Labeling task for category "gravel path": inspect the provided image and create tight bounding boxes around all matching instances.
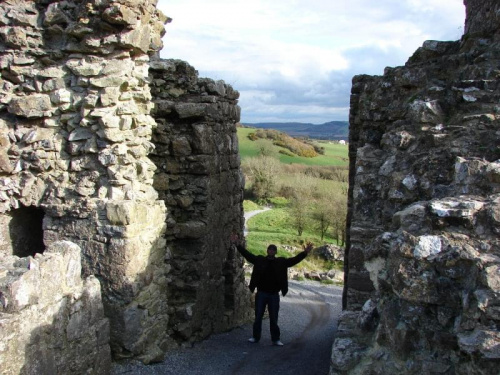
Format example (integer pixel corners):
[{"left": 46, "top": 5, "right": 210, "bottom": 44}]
[{"left": 111, "top": 281, "right": 342, "bottom": 375}]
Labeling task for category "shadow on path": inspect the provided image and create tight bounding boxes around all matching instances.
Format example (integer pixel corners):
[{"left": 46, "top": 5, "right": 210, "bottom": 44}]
[{"left": 112, "top": 281, "right": 342, "bottom": 375}]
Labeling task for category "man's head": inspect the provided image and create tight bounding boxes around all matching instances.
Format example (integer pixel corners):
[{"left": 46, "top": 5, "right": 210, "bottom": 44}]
[{"left": 267, "top": 244, "right": 277, "bottom": 258}]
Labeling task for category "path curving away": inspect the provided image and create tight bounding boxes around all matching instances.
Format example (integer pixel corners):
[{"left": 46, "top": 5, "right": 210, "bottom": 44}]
[
  {"left": 244, "top": 207, "right": 271, "bottom": 236},
  {"left": 111, "top": 281, "right": 342, "bottom": 375}
]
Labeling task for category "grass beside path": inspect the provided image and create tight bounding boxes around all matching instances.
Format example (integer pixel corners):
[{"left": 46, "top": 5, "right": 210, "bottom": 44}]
[
  {"left": 243, "top": 202, "right": 342, "bottom": 273},
  {"left": 243, "top": 200, "right": 262, "bottom": 212}
]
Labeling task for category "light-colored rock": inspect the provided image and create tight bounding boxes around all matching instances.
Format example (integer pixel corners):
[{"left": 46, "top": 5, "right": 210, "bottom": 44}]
[
  {"left": 413, "top": 235, "right": 442, "bottom": 259},
  {"left": 0, "top": 241, "right": 111, "bottom": 375},
  {"left": 8, "top": 94, "right": 52, "bottom": 118}
]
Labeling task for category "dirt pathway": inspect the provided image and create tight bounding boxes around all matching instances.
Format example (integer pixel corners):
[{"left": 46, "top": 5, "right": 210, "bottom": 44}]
[
  {"left": 243, "top": 207, "right": 271, "bottom": 235},
  {"left": 112, "top": 281, "right": 342, "bottom": 375},
  {"left": 229, "top": 281, "right": 341, "bottom": 375}
]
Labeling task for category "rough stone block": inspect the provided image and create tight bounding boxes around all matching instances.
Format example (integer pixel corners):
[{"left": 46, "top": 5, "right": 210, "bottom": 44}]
[
  {"left": 458, "top": 329, "right": 500, "bottom": 359},
  {"left": 176, "top": 220, "right": 207, "bottom": 239},
  {"left": 8, "top": 94, "right": 52, "bottom": 118},
  {"left": 174, "top": 103, "right": 207, "bottom": 118},
  {"left": 106, "top": 200, "right": 165, "bottom": 228}
]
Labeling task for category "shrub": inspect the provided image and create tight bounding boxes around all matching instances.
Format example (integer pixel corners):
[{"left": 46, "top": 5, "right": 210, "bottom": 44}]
[
  {"left": 281, "top": 164, "right": 348, "bottom": 182},
  {"left": 249, "top": 128, "right": 319, "bottom": 158},
  {"left": 277, "top": 185, "right": 296, "bottom": 199},
  {"left": 248, "top": 132, "right": 258, "bottom": 141},
  {"left": 304, "top": 166, "right": 321, "bottom": 178},
  {"left": 242, "top": 156, "right": 282, "bottom": 200},
  {"left": 313, "top": 145, "right": 326, "bottom": 155}
]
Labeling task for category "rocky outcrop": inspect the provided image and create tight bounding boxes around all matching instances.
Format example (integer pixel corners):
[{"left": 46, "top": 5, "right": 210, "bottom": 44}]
[
  {"left": 0, "top": 241, "right": 110, "bottom": 375},
  {"left": 317, "top": 244, "right": 345, "bottom": 262},
  {"left": 0, "top": 0, "right": 250, "bottom": 369},
  {"left": 332, "top": 0, "right": 500, "bottom": 374}
]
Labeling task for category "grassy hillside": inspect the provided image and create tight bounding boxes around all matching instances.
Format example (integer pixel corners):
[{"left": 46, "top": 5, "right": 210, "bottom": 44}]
[
  {"left": 237, "top": 127, "right": 348, "bottom": 167},
  {"left": 238, "top": 126, "right": 348, "bottom": 275}
]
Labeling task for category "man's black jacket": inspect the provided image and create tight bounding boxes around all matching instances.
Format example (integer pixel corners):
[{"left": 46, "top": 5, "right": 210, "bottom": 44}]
[{"left": 235, "top": 245, "right": 307, "bottom": 296}]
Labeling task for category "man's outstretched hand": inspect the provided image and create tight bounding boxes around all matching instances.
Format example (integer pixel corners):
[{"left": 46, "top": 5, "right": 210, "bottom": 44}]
[{"left": 302, "top": 242, "right": 314, "bottom": 254}]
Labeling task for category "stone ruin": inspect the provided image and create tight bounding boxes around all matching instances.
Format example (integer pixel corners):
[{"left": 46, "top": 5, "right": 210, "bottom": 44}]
[
  {"left": 333, "top": 0, "right": 500, "bottom": 374},
  {"left": 0, "top": 0, "right": 250, "bottom": 373},
  {"left": 149, "top": 59, "right": 250, "bottom": 349},
  {"left": 1, "top": 0, "right": 499, "bottom": 374}
]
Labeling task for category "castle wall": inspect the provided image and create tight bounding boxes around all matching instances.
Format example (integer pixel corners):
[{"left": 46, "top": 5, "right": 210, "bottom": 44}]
[
  {"left": 464, "top": 0, "right": 500, "bottom": 35},
  {"left": 0, "top": 0, "right": 250, "bottom": 367},
  {"left": 149, "top": 59, "right": 252, "bottom": 345},
  {"left": 333, "top": 0, "right": 500, "bottom": 373},
  {"left": 0, "top": 0, "right": 168, "bottom": 364}
]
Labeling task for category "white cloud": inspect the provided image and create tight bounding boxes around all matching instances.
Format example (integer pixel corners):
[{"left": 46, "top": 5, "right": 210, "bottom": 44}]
[{"left": 156, "top": 0, "right": 465, "bottom": 123}]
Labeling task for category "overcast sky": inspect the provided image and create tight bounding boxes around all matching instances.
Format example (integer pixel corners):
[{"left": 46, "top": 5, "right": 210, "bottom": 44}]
[{"left": 156, "top": 0, "right": 465, "bottom": 124}]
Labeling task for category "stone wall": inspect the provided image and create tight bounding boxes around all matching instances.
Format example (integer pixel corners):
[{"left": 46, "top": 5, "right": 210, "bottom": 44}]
[
  {"left": 464, "top": 0, "right": 500, "bottom": 35},
  {"left": 0, "top": 241, "right": 110, "bottom": 375},
  {"left": 0, "top": 0, "right": 171, "bottom": 364},
  {"left": 332, "top": 0, "right": 500, "bottom": 373},
  {"left": 0, "top": 0, "right": 250, "bottom": 369},
  {"left": 150, "top": 59, "right": 252, "bottom": 345}
]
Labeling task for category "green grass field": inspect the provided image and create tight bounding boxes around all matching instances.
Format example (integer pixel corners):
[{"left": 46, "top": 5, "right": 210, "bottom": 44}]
[
  {"left": 244, "top": 200, "right": 343, "bottom": 272},
  {"left": 246, "top": 207, "right": 338, "bottom": 254},
  {"left": 237, "top": 127, "right": 348, "bottom": 167},
  {"left": 277, "top": 173, "right": 347, "bottom": 197}
]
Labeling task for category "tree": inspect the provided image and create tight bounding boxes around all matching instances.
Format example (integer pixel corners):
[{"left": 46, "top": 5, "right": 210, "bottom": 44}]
[
  {"left": 242, "top": 155, "right": 281, "bottom": 200},
  {"left": 286, "top": 174, "right": 317, "bottom": 236},
  {"left": 289, "top": 195, "right": 310, "bottom": 236},
  {"left": 331, "top": 196, "right": 347, "bottom": 246},
  {"left": 312, "top": 199, "right": 334, "bottom": 240}
]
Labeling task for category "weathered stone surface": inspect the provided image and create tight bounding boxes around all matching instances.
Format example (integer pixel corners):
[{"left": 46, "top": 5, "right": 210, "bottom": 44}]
[
  {"left": 0, "top": 0, "right": 248, "bottom": 369},
  {"left": 8, "top": 95, "right": 52, "bottom": 118},
  {"left": 0, "top": 0, "right": 174, "bottom": 366},
  {"left": 464, "top": 0, "right": 500, "bottom": 35},
  {"left": 150, "top": 58, "right": 251, "bottom": 346},
  {"left": 102, "top": 4, "right": 138, "bottom": 26},
  {"left": 316, "top": 243, "right": 345, "bottom": 261},
  {"left": 174, "top": 103, "right": 208, "bottom": 118},
  {"left": 0, "top": 241, "right": 111, "bottom": 375},
  {"left": 334, "top": 1, "right": 500, "bottom": 373}
]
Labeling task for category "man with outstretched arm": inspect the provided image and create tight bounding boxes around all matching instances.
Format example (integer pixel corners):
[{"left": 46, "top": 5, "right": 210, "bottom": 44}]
[{"left": 230, "top": 233, "right": 313, "bottom": 346}]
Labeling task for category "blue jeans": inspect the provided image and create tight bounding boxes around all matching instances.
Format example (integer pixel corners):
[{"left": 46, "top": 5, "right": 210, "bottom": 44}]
[{"left": 253, "top": 291, "right": 280, "bottom": 342}]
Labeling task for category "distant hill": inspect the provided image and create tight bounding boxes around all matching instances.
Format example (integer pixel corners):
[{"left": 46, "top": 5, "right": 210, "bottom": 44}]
[{"left": 242, "top": 121, "right": 349, "bottom": 140}]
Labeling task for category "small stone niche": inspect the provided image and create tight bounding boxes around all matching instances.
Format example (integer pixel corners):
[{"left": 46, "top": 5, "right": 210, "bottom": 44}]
[{"left": 0, "top": 206, "right": 46, "bottom": 258}]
